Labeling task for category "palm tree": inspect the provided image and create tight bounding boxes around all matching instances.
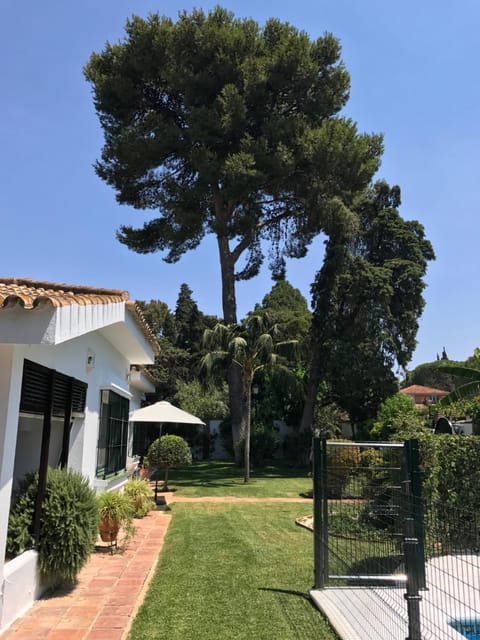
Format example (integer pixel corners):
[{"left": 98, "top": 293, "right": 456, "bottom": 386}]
[{"left": 201, "top": 314, "right": 297, "bottom": 482}]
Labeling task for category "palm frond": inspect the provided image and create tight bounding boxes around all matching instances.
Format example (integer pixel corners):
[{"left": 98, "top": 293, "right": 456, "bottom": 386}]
[
  {"left": 433, "top": 364, "right": 480, "bottom": 381},
  {"left": 438, "top": 381, "right": 480, "bottom": 406}
]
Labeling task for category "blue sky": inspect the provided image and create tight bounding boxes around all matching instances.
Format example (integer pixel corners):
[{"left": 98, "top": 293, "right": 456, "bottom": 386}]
[{"left": 2, "top": 0, "right": 479, "bottom": 369}]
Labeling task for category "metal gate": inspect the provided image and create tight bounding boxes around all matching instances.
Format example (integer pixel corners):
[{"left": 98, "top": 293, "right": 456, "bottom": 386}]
[{"left": 312, "top": 437, "right": 425, "bottom": 639}]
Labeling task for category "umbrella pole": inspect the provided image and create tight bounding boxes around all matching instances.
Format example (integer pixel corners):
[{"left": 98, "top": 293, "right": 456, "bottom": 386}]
[{"left": 154, "top": 423, "right": 163, "bottom": 504}]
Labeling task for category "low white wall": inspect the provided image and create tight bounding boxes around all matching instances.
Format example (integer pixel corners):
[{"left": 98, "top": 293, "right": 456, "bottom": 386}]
[{"left": 1, "top": 550, "right": 47, "bottom": 632}]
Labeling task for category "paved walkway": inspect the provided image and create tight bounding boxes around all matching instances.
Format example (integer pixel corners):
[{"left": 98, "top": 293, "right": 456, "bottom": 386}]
[{"left": 1, "top": 510, "right": 171, "bottom": 640}]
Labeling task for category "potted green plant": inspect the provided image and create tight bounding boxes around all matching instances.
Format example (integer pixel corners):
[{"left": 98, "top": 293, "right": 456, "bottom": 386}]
[
  {"left": 139, "top": 455, "right": 157, "bottom": 480},
  {"left": 124, "top": 478, "right": 154, "bottom": 517},
  {"left": 97, "top": 491, "right": 135, "bottom": 548}
]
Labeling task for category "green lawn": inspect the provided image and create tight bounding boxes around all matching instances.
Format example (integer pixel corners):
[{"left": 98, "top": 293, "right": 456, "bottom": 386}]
[
  {"left": 153, "top": 460, "right": 313, "bottom": 498},
  {"left": 128, "top": 502, "right": 339, "bottom": 640}
]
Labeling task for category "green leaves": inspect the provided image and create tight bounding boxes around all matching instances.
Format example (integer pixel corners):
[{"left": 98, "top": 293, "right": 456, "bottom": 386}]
[
  {"left": 147, "top": 435, "right": 192, "bottom": 469},
  {"left": 7, "top": 469, "right": 98, "bottom": 585},
  {"left": 434, "top": 364, "right": 480, "bottom": 406},
  {"left": 85, "top": 7, "right": 381, "bottom": 285},
  {"left": 307, "top": 181, "right": 435, "bottom": 427}
]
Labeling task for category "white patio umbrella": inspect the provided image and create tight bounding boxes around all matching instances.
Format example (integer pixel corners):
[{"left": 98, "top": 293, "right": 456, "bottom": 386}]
[
  {"left": 129, "top": 401, "right": 205, "bottom": 500},
  {"left": 129, "top": 400, "right": 205, "bottom": 425}
]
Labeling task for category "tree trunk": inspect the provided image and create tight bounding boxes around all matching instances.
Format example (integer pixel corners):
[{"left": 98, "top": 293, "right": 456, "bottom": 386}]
[
  {"left": 217, "top": 233, "right": 245, "bottom": 463},
  {"left": 299, "top": 349, "right": 322, "bottom": 433},
  {"left": 243, "top": 376, "right": 252, "bottom": 483}
]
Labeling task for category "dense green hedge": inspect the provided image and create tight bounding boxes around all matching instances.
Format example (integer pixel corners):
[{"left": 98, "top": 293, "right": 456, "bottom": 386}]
[
  {"left": 7, "top": 468, "right": 98, "bottom": 585},
  {"left": 398, "top": 432, "right": 480, "bottom": 550}
]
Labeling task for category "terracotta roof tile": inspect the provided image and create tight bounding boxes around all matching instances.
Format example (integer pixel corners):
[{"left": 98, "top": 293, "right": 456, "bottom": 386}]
[
  {"left": 400, "top": 385, "right": 449, "bottom": 396},
  {"left": 0, "top": 277, "right": 160, "bottom": 355}
]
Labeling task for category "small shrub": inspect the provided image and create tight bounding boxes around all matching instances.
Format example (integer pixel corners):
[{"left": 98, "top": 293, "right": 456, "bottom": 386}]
[
  {"left": 147, "top": 435, "right": 192, "bottom": 489},
  {"left": 7, "top": 468, "right": 98, "bottom": 585},
  {"left": 124, "top": 479, "right": 154, "bottom": 518}
]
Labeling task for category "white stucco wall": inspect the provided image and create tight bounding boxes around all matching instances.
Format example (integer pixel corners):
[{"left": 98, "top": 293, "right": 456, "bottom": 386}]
[
  {"left": 11, "top": 331, "right": 143, "bottom": 485},
  {"left": 0, "top": 345, "right": 24, "bottom": 591}
]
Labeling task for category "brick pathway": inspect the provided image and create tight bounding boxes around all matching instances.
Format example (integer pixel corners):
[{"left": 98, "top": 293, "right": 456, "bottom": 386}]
[{"left": 1, "top": 510, "right": 171, "bottom": 640}]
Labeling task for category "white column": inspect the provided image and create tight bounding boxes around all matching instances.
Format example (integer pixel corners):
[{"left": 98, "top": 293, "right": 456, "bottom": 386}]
[{"left": 0, "top": 346, "right": 24, "bottom": 594}]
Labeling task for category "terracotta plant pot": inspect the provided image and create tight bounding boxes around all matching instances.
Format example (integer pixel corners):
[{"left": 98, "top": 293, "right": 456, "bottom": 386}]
[{"left": 98, "top": 518, "right": 120, "bottom": 543}]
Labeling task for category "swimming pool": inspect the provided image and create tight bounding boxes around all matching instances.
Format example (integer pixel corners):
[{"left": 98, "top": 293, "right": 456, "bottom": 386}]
[{"left": 449, "top": 618, "right": 480, "bottom": 640}]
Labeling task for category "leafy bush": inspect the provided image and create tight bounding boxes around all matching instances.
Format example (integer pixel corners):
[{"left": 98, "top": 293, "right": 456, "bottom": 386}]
[
  {"left": 250, "top": 422, "right": 280, "bottom": 464},
  {"left": 147, "top": 435, "right": 192, "bottom": 489},
  {"left": 370, "top": 393, "right": 424, "bottom": 440},
  {"left": 327, "top": 441, "right": 361, "bottom": 498},
  {"left": 391, "top": 430, "right": 480, "bottom": 551},
  {"left": 219, "top": 417, "right": 280, "bottom": 464},
  {"left": 7, "top": 468, "right": 98, "bottom": 585},
  {"left": 124, "top": 479, "right": 154, "bottom": 517}
]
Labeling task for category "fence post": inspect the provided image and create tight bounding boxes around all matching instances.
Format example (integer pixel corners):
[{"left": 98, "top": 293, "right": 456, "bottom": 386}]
[
  {"left": 403, "top": 439, "right": 424, "bottom": 640},
  {"left": 405, "top": 439, "right": 426, "bottom": 589},
  {"left": 404, "top": 517, "right": 423, "bottom": 640},
  {"left": 313, "top": 434, "right": 328, "bottom": 589}
]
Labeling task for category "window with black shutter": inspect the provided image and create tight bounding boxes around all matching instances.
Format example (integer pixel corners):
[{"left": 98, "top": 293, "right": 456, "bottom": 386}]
[{"left": 20, "top": 359, "right": 87, "bottom": 417}]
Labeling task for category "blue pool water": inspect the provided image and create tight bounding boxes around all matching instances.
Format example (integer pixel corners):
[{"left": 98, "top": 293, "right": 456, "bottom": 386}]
[{"left": 449, "top": 619, "right": 480, "bottom": 640}]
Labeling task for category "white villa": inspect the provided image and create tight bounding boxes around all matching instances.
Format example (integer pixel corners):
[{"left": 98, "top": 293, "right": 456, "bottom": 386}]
[{"left": 0, "top": 277, "right": 159, "bottom": 631}]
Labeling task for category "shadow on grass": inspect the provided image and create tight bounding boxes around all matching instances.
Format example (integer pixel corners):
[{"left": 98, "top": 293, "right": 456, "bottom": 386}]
[
  {"left": 258, "top": 586, "right": 310, "bottom": 601},
  {"left": 156, "top": 460, "right": 310, "bottom": 489},
  {"left": 259, "top": 587, "right": 329, "bottom": 637}
]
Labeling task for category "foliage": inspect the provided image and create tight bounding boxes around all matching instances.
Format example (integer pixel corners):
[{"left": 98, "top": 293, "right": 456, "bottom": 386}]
[
  {"left": 136, "top": 299, "right": 173, "bottom": 340},
  {"left": 391, "top": 431, "right": 480, "bottom": 550},
  {"left": 252, "top": 367, "right": 305, "bottom": 431},
  {"left": 85, "top": 6, "right": 383, "bottom": 466},
  {"left": 137, "top": 287, "right": 221, "bottom": 402},
  {"left": 173, "top": 380, "right": 229, "bottom": 424},
  {"left": 302, "top": 181, "right": 435, "bottom": 431},
  {"left": 147, "top": 435, "right": 192, "bottom": 489},
  {"left": 174, "top": 283, "right": 205, "bottom": 352},
  {"left": 282, "top": 428, "right": 313, "bottom": 465},
  {"left": 148, "top": 435, "right": 193, "bottom": 469},
  {"left": 202, "top": 313, "right": 297, "bottom": 480},
  {"left": 435, "top": 362, "right": 480, "bottom": 411},
  {"left": 249, "top": 423, "right": 280, "bottom": 464},
  {"left": 124, "top": 479, "right": 154, "bottom": 518},
  {"left": 97, "top": 490, "right": 136, "bottom": 545},
  {"left": 172, "top": 379, "right": 228, "bottom": 457},
  {"left": 219, "top": 419, "right": 280, "bottom": 464},
  {"left": 250, "top": 281, "right": 311, "bottom": 427},
  {"left": 7, "top": 468, "right": 98, "bottom": 585},
  {"left": 403, "top": 360, "right": 463, "bottom": 392},
  {"left": 327, "top": 441, "right": 361, "bottom": 498},
  {"left": 149, "top": 337, "right": 193, "bottom": 401},
  {"left": 255, "top": 280, "right": 311, "bottom": 347},
  {"left": 314, "top": 400, "right": 344, "bottom": 437},
  {"left": 370, "top": 393, "right": 424, "bottom": 440}
]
